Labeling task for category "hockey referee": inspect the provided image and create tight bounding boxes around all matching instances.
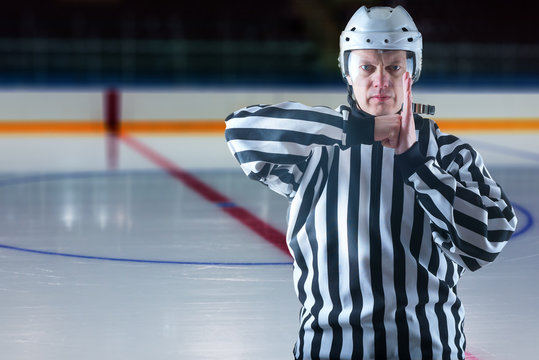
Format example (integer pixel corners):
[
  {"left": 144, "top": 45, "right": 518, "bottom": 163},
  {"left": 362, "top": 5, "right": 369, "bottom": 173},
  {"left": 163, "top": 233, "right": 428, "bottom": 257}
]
[{"left": 225, "top": 5, "right": 517, "bottom": 360}]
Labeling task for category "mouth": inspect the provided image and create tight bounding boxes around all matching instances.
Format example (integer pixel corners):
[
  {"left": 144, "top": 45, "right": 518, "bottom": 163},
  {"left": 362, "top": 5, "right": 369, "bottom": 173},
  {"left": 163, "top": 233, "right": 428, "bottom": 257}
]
[{"left": 370, "top": 95, "right": 391, "bottom": 102}]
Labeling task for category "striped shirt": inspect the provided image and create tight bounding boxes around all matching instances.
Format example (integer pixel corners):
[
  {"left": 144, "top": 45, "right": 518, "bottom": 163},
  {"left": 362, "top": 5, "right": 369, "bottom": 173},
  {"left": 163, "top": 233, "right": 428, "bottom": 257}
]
[{"left": 225, "top": 101, "right": 517, "bottom": 360}]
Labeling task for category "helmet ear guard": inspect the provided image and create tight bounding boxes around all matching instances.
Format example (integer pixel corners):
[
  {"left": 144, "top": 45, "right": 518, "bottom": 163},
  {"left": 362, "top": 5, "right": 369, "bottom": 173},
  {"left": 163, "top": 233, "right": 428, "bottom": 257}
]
[
  {"left": 341, "top": 51, "right": 353, "bottom": 86},
  {"left": 406, "top": 52, "right": 415, "bottom": 79}
]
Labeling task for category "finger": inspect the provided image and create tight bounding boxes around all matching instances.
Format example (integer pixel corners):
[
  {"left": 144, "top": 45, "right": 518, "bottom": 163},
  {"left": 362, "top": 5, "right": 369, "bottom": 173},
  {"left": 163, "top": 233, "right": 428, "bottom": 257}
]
[
  {"left": 402, "top": 72, "right": 412, "bottom": 117},
  {"left": 406, "top": 73, "right": 413, "bottom": 110},
  {"left": 381, "top": 131, "right": 399, "bottom": 148},
  {"left": 391, "top": 133, "right": 399, "bottom": 147},
  {"left": 389, "top": 132, "right": 396, "bottom": 147}
]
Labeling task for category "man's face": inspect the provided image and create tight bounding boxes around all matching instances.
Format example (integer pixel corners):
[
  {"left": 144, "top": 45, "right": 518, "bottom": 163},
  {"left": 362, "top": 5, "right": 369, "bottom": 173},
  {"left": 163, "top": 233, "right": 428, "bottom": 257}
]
[{"left": 346, "top": 49, "right": 407, "bottom": 116}]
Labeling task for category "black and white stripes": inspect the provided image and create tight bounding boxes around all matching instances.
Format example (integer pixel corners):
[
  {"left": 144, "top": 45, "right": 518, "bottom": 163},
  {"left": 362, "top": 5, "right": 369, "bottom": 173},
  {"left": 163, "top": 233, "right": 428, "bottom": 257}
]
[{"left": 225, "top": 101, "right": 517, "bottom": 360}]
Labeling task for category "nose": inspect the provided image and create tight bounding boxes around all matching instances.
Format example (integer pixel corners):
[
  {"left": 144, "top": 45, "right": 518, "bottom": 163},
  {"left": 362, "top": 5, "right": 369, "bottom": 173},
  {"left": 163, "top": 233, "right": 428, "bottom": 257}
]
[{"left": 373, "top": 67, "right": 389, "bottom": 88}]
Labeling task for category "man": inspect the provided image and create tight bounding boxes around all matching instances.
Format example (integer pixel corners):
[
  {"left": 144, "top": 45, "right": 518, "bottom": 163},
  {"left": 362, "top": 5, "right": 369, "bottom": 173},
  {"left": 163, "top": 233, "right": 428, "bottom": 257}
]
[{"left": 225, "top": 5, "right": 517, "bottom": 360}]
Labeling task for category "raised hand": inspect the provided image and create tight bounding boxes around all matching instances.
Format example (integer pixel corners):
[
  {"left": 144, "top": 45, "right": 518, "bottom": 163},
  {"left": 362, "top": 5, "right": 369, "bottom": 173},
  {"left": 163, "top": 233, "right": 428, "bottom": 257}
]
[{"left": 395, "top": 71, "right": 416, "bottom": 155}]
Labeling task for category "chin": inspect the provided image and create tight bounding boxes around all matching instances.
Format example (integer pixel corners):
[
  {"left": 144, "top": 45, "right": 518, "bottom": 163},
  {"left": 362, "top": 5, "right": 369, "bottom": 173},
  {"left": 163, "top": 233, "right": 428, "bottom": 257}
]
[
  {"left": 366, "top": 107, "right": 392, "bottom": 116},
  {"left": 358, "top": 101, "right": 398, "bottom": 116},
  {"left": 369, "top": 104, "right": 399, "bottom": 116}
]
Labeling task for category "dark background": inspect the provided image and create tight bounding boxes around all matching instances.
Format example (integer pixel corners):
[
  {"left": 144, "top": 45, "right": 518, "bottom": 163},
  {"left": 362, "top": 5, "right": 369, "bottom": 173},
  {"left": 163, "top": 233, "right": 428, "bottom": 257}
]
[{"left": 1, "top": 0, "right": 537, "bottom": 88}]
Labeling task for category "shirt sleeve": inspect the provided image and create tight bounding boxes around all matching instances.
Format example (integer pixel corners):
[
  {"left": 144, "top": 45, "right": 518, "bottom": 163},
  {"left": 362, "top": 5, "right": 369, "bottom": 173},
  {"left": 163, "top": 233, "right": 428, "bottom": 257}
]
[
  {"left": 225, "top": 101, "right": 374, "bottom": 198},
  {"left": 395, "top": 121, "right": 518, "bottom": 272}
]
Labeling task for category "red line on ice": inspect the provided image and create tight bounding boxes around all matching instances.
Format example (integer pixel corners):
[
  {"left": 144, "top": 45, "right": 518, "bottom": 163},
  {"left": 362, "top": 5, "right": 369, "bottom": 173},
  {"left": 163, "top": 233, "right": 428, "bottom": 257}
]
[{"left": 121, "top": 134, "right": 291, "bottom": 258}]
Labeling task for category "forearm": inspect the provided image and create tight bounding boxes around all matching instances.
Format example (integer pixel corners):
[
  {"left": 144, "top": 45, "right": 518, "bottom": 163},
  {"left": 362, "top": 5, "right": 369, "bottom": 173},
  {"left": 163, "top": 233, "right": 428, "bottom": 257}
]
[
  {"left": 226, "top": 101, "right": 378, "bottom": 148},
  {"left": 226, "top": 102, "right": 343, "bottom": 161},
  {"left": 396, "top": 142, "right": 517, "bottom": 271},
  {"left": 225, "top": 101, "right": 376, "bottom": 196},
  {"left": 225, "top": 102, "right": 374, "bottom": 165}
]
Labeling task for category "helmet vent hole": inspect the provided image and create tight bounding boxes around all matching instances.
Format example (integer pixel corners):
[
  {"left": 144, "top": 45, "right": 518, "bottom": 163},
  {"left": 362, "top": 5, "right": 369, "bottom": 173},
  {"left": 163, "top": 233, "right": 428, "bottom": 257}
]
[
  {"left": 402, "top": 27, "right": 408, "bottom": 32},
  {"left": 345, "top": 37, "right": 350, "bottom": 41},
  {"left": 384, "top": 39, "right": 389, "bottom": 43},
  {"left": 407, "top": 37, "right": 413, "bottom": 42},
  {"left": 351, "top": 27, "right": 356, "bottom": 31},
  {"left": 366, "top": 39, "right": 371, "bottom": 43}
]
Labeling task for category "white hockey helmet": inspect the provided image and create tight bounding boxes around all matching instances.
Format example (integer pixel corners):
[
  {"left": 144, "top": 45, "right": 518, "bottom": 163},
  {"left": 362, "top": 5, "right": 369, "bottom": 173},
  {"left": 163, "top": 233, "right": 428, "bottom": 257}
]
[{"left": 339, "top": 5, "right": 423, "bottom": 83}]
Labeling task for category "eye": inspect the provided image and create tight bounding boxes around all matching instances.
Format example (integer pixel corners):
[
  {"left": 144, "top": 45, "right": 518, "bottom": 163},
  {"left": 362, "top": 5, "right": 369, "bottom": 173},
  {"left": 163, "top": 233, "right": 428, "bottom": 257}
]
[
  {"left": 387, "top": 65, "right": 402, "bottom": 72},
  {"left": 360, "top": 65, "right": 374, "bottom": 71}
]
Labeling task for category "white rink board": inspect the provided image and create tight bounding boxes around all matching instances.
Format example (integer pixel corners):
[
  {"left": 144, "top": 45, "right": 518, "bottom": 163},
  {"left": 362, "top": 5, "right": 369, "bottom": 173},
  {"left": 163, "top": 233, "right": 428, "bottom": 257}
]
[{"left": 0, "top": 88, "right": 537, "bottom": 122}]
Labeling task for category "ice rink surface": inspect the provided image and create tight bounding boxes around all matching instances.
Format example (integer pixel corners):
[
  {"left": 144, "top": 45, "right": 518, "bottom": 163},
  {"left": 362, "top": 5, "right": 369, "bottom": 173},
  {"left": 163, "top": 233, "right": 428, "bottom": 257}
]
[{"left": 0, "top": 130, "right": 537, "bottom": 359}]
